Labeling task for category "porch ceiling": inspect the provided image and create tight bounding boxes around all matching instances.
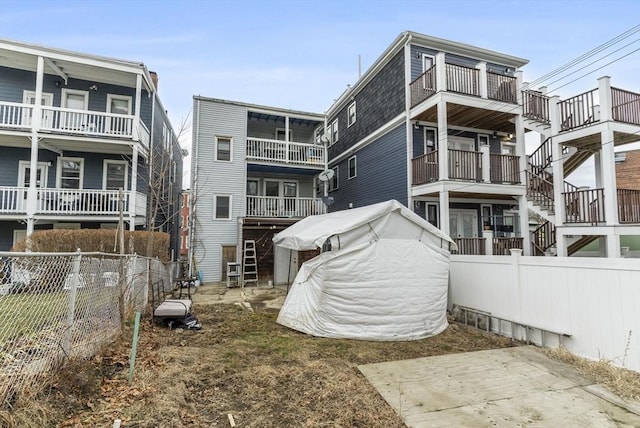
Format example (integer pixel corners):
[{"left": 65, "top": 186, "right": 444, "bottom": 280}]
[
  {"left": 246, "top": 163, "right": 322, "bottom": 175},
  {"left": 413, "top": 103, "right": 516, "bottom": 133},
  {"left": 247, "top": 111, "right": 321, "bottom": 127},
  {"left": 563, "top": 130, "right": 640, "bottom": 151},
  {"left": 39, "top": 135, "right": 135, "bottom": 156},
  {"left": 416, "top": 190, "right": 518, "bottom": 200}
]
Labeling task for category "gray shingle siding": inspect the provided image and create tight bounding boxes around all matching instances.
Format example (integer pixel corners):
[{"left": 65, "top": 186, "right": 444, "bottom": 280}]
[
  {"left": 329, "top": 124, "right": 407, "bottom": 211},
  {"left": 327, "top": 50, "right": 405, "bottom": 159},
  {"left": 412, "top": 127, "right": 504, "bottom": 156},
  {"left": 410, "top": 45, "right": 438, "bottom": 80}
]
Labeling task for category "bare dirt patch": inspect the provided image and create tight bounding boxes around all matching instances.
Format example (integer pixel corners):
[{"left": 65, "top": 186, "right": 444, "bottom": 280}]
[{"left": 2, "top": 286, "right": 518, "bottom": 427}]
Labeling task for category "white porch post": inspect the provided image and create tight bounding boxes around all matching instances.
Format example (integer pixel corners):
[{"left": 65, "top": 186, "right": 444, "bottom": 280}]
[
  {"left": 477, "top": 62, "right": 488, "bottom": 99},
  {"left": 26, "top": 56, "right": 45, "bottom": 237},
  {"left": 435, "top": 52, "right": 446, "bottom": 93},
  {"left": 549, "top": 95, "right": 566, "bottom": 256},
  {"left": 598, "top": 76, "right": 618, "bottom": 228},
  {"left": 482, "top": 229, "right": 493, "bottom": 255},
  {"left": 439, "top": 190, "right": 450, "bottom": 237},
  {"left": 133, "top": 74, "right": 142, "bottom": 141},
  {"left": 517, "top": 195, "right": 531, "bottom": 256},
  {"left": 480, "top": 145, "right": 490, "bottom": 183},
  {"left": 437, "top": 101, "right": 449, "bottom": 180},
  {"left": 285, "top": 116, "right": 290, "bottom": 163},
  {"left": 129, "top": 145, "right": 139, "bottom": 231}
]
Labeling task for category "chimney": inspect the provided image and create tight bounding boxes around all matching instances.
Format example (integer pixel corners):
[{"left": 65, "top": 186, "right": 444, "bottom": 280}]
[{"left": 149, "top": 71, "right": 159, "bottom": 90}]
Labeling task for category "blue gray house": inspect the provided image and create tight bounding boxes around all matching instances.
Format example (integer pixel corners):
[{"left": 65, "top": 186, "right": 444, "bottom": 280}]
[{"left": 0, "top": 38, "right": 183, "bottom": 255}]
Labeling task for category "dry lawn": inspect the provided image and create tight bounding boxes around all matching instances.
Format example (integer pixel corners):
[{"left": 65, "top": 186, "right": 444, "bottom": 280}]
[{"left": 2, "top": 294, "right": 518, "bottom": 427}]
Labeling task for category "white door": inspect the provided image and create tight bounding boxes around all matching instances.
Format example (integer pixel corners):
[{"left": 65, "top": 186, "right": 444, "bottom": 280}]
[
  {"left": 18, "top": 161, "right": 48, "bottom": 211},
  {"left": 61, "top": 89, "right": 89, "bottom": 130},
  {"left": 106, "top": 94, "right": 132, "bottom": 135},
  {"left": 449, "top": 209, "right": 478, "bottom": 238},
  {"left": 22, "top": 91, "right": 53, "bottom": 128}
]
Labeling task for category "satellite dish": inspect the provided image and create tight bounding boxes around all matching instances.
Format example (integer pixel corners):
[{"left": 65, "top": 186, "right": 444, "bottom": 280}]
[
  {"left": 318, "top": 169, "right": 335, "bottom": 182},
  {"left": 322, "top": 196, "right": 335, "bottom": 206},
  {"left": 315, "top": 135, "right": 330, "bottom": 146}
]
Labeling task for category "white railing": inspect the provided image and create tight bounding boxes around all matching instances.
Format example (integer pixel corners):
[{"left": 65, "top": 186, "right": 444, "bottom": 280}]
[
  {"left": 40, "top": 106, "right": 134, "bottom": 138},
  {"left": 0, "top": 186, "right": 28, "bottom": 213},
  {"left": 246, "top": 196, "right": 326, "bottom": 218},
  {"left": 0, "top": 187, "right": 147, "bottom": 216},
  {"left": 0, "top": 101, "right": 32, "bottom": 129},
  {"left": 246, "top": 137, "right": 325, "bottom": 167}
]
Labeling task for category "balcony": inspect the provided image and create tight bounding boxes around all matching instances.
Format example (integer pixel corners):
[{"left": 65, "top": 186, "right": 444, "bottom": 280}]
[
  {"left": 411, "top": 149, "right": 521, "bottom": 185},
  {"left": 0, "top": 187, "right": 147, "bottom": 217},
  {"left": 451, "top": 237, "right": 524, "bottom": 255},
  {"left": 246, "top": 138, "right": 325, "bottom": 168},
  {"left": 0, "top": 101, "right": 149, "bottom": 148},
  {"left": 246, "top": 196, "right": 326, "bottom": 218},
  {"left": 410, "top": 63, "right": 517, "bottom": 108}
]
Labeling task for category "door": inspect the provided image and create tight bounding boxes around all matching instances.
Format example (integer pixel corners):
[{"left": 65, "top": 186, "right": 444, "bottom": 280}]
[
  {"left": 61, "top": 89, "right": 89, "bottom": 130},
  {"left": 221, "top": 245, "right": 236, "bottom": 281},
  {"left": 449, "top": 209, "right": 478, "bottom": 238},
  {"left": 448, "top": 136, "right": 477, "bottom": 180},
  {"left": 282, "top": 181, "right": 297, "bottom": 216},
  {"left": 264, "top": 180, "right": 280, "bottom": 215},
  {"left": 106, "top": 95, "right": 132, "bottom": 135},
  {"left": 18, "top": 161, "right": 48, "bottom": 211},
  {"left": 22, "top": 91, "right": 53, "bottom": 128}
]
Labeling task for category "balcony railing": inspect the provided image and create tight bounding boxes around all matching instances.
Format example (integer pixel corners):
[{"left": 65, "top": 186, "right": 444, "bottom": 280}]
[
  {"left": 522, "top": 90, "right": 550, "bottom": 123},
  {"left": 0, "top": 102, "right": 33, "bottom": 129},
  {"left": 452, "top": 238, "right": 486, "bottom": 255},
  {"left": 490, "top": 154, "right": 520, "bottom": 184},
  {"left": 611, "top": 87, "right": 640, "bottom": 126},
  {"left": 563, "top": 186, "right": 604, "bottom": 224},
  {"left": 410, "top": 64, "right": 516, "bottom": 108},
  {"left": 411, "top": 150, "right": 439, "bottom": 185},
  {"left": 558, "top": 89, "right": 599, "bottom": 132},
  {"left": 246, "top": 138, "right": 325, "bottom": 167},
  {"left": 618, "top": 189, "right": 640, "bottom": 224},
  {"left": 0, "top": 187, "right": 146, "bottom": 216},
  {"left": 492, "top": 237, "right": 523, "bottom": 255},
  {"left": 449, "top": 149, "right": 481, "bottom": 181},
  {"left": 246, "top": 196, "right": 325, "bottom": 218}
]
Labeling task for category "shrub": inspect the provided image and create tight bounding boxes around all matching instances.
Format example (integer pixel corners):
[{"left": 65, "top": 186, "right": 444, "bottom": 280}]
[{"left": 10, "top": 230, "right": 170, "bottom": 262}]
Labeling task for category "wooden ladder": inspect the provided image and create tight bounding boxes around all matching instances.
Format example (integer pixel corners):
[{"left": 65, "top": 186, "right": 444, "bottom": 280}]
[{"left": 242, "top": 240, "right": 258, "bottom": 287}]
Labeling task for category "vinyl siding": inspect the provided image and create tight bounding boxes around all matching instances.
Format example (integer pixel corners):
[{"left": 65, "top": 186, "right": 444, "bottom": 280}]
[
  {"left": 327, "top": 49, "right": 405, "bottom": 158},
  {"left": 192, "top": 98, "right": 247, "bottom": 282},
  {"left": 245, "top": 173, "right": 315, "bottom": 197},
  {"left": 328, "top": 124, "right": 407, "bottom": 211},
  {"left": 410, "top": 45, "right": 438, "bottom": 80}
]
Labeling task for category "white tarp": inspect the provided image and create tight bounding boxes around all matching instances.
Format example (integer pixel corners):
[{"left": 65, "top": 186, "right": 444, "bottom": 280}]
[{"left": 273, "top": 200, "right": 456, "bottom": 341}]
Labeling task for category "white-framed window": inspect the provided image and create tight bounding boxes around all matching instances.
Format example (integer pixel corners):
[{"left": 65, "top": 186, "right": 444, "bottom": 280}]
[
  {"left": 501, "top": 141, "right": 516, "bottom": 155},
  {"left": 22, "top": 90, "right": 54, "bottom": 127},
  {"left": 106, "top": 94, "right": 132, "bottom": 115},
  {"left": 61, "top": 89, "right": 89, "bottom": 130},
  {"left": 481, "top": 204, "right": 493, "bottom": 230},
  {"left": 347, "top": 102, "right": 356, "bottom": 127},
  {"left": 103, "top": 160, "right": 128, "bottom": 190},
  {"left": 422, "top": 54, "right": 436, "bottom": 90},
  {"left": 57, "top": 157, "right": 84, "bottom": 189},
  {"left": 328, "top": 165, "right": 339, "bottom": 191},
  {"left": 422, "top": 54, "right": 435, "bottom": 72},
  {"left": 348, "top": 155, "right": 357, "bottom": 179},
  {"left": 275, "top": 128, "right": 292, "bottom": 141},
  {"left": 215, "top": 136, "right": 232, "bottom": 161},
  {"left": 426, "top": 203, "right": 439, "bottom": 228},
  {"left": 213, "top": 194, "right": 232, "bottom": 220},
  {"left": 61, "top": 89, "right": 89, "bottom": 110},
  {"left": 478, "top": 134, "right": 490, "bottom": 147},
  {"left": 330, "top": 119, "right": 339, "bottom": 145},
  {"left": 424, "top": 127, "right": 437, "bottom": 152}
]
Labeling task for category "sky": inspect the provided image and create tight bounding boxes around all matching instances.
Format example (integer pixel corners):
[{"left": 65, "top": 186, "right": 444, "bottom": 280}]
[{"left": 1, "top": 0, "right": 639, "bottom": 186}]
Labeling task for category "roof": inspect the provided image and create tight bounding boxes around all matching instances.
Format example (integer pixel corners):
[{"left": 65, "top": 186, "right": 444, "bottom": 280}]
[
  {"left": 193, "top": 95, "right": 324, "bottom": 122},
  {"left": 273, "top": 199, "right": 456, "bottom": 251}
]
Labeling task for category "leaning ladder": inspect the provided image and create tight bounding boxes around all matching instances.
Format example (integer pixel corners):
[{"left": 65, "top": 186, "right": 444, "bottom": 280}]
[{"left": 242, "top": 240, "right": 258, "bottom": 287}]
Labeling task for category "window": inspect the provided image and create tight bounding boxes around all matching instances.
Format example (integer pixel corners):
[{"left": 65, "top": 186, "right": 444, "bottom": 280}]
[
  {"left": 330, "top": 119, "right": 339, "bottom": 144},
  {"left": 275, "top": 128, "right": 292, "bottom": 141},
  {"left": 215, "top": 136, "right": 232, "bottom": 161},
  {"left": 106, "top": 94, "right": 132, "bottom": 115},
  {"left": 348, "top": 155, "right": 357, "bottom": 179},
  {"left": 328, "top": 166, "right": 339, "bottom": 191},
  {"left": 61, "top": 89, "right": 89, "bottom": 130},
  {"left": 103, "top": 160, "right": 128, "bottom": 190},
  {"left": 214, "top": 195, "right": 232, "bottom": 220},
  {"left": 478, "top": 134, "right": 490, "bottom": 147},
  {"left": 58, "top": 157, "right": 83, "bottom": 189},
  {"left": 246, "top": 180, "right": 259, "bottom": 196},
  {"left": 347, "top": 102, "right": 356, "bottom": 127},
  {"left": 427, "top": 203, "right": 439, "bottom": 228},
  {"left": 501, "top": 142, "right": 516, "bottom": 155},
  {"left": 425, "top": 127, "right": 437, "bottom": 152}
]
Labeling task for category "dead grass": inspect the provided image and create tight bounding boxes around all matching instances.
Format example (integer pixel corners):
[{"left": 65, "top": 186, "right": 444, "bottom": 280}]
[
  {"left": 2, "top": 303, "right": 517, "bottom": 427},
  {"left": 545, "top": 347, "right": 640, "bottom": 401}
]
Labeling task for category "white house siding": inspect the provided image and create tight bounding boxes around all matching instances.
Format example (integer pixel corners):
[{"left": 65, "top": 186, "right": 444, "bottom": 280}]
[
  {"left": 192, "top": 98, "right": 247, "bottom": 282},
  {"left": 449, "top": 253, "right": 640, "bottom": 372}
]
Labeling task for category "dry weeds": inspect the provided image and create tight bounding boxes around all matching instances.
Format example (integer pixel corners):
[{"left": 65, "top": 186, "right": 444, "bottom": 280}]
[{"left": 2, "top": 303, "right": 517, "bottom": 427}]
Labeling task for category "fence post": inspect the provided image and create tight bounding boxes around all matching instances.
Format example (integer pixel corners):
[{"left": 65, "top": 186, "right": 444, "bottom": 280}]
[
  {"left": 63, "top": 250, "right": 82, "bottom": 357},
  {"left": 510, "top": 249, "right": 523, "bottom": 339}
]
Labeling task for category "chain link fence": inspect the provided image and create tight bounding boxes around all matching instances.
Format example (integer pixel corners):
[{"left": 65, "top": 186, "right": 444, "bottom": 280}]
[{"left": 0, "top": 251, "right": 171, "bottom": 408}]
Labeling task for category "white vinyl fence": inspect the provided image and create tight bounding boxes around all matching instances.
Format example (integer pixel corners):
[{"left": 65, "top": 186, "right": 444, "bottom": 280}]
[
  {"left": 449, "top": 251, "right": 640, "bottom": 372},
  {"left": 0, "top": 252, "right": 171, "bottom": 407}
]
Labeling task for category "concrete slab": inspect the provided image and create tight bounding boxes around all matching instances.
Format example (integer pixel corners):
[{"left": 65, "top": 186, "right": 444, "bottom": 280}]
[{"left": 359, "top": 346, "right": 640, "bottom": 427}]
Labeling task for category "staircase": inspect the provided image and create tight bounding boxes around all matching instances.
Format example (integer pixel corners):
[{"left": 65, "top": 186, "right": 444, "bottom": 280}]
[{"left": 524, "top": 93, "right": 600, "bottom": 256}]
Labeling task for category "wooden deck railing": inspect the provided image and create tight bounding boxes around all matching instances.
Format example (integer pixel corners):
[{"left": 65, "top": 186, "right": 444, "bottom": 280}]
[
  {"left": 528, "top": 137, "right": 552, "bottom": 172},
  {"left": 617, "top": 189, "right": 640, "bottom": 224},
  {"left": 246, "top": 196, "right": 326, "bottom": 218},
  {"left": 526, "top": 170, "right": 555, "bottom": 213},
  {"left": 493, "top": 237, "right": 523, "bottom": 255},
  {"left": 446, "top": 63, "right": 480, "bottom": 96},
  {"left": 490, "top": 154, "right": 520, "bottom": 184},
  {"left": 563, "top": 187, "right": 604, "bottom": 224},
  {"left": 531, "top": 220, "right": 556, "bottom": 256},
  {"left": 487, "top": 72, "right": 517, "bottom": 103},
  {"left": 409, "top": 65, "right": 437, "bottom": 107},
  {"left": 558, "top": 88, "right": 599, "bottom": 131},
  {"left": 452, "top": 238, "right": 485, "bottom": 255},
  {"left": 522, "top": 90, "right": 550, "bottom": 123},
  {"left": 246, "top": 138, "right": 325, "bottom": 167},
  {"left": 411, "top": 151, "right": 439, "bottom": 185},
  {"left": 449, "top": 149, "right": 481, "bottom": 181},
  {"left": 611, "top": 87, "right": 640, "bottom": 126}
]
